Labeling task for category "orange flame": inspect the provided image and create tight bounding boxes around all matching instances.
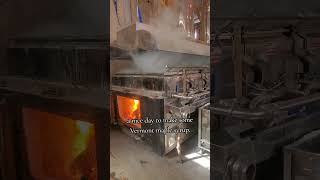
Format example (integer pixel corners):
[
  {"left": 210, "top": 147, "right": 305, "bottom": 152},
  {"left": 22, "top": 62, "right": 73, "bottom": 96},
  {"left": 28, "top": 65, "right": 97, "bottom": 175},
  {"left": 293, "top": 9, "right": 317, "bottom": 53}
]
[
  {"left": 129, "top": 99, "right": 141, "bottom": 120},
  {"left": 73, "top": 120, "right": 93, "bottom": 157},
  {"left": 117, "top": 96, "right": 142, "bottom": 128}
]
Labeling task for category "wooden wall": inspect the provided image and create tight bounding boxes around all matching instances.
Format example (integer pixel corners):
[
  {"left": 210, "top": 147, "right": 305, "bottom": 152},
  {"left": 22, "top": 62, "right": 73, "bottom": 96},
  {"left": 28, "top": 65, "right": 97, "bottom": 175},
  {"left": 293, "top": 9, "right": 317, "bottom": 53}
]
[
  {"left": 110, "top": 0, "right": 176, "bottom": 44},
  {"left": 110, "top": 0, "right": 138, "bottom": 44}
]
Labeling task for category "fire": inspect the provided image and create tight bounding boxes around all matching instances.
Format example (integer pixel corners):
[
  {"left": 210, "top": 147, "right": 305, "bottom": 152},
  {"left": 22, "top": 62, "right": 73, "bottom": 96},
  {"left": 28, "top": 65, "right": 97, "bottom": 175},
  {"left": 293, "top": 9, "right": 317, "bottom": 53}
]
[
  {"left": 130, "top": 99, "right": 141, "bottom": 119},
  {"left": 117, "top": 96, "right": 142, "bottom": 128},
  {"left": 73, "top": 120, "right": 94, "bottom": 158},
  {"left": 22, "top": 108, "right": 97, "bottom": 179},
  {"left": 71, "top": 120, "right": 97, "bottom": 179}
]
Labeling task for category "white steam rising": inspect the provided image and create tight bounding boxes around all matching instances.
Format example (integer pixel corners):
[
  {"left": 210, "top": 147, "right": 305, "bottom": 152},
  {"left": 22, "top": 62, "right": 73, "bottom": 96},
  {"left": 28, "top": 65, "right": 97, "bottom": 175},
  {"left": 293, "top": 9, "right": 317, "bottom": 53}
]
[{"left": 117, "top": 5, "right": 209, "bottom": 74}]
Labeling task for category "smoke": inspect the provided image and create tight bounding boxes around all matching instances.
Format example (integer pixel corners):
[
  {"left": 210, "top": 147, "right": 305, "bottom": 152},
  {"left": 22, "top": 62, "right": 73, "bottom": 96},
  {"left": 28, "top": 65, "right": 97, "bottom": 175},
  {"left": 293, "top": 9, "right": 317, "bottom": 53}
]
[
  {"left": 150, "top": 7, "right": 185, "bottom": 36},
  {"left": 148, "top": 7, "right": 188, "bottom": 49},
  {"left": 118, "top": 51, "right": 209, "bottom": 74},
  {"left": 130, "top": 51, "right": 183, "bottom": 74},
  {"left": 115, "top": 4, "right": 209, "bottom": 75}
]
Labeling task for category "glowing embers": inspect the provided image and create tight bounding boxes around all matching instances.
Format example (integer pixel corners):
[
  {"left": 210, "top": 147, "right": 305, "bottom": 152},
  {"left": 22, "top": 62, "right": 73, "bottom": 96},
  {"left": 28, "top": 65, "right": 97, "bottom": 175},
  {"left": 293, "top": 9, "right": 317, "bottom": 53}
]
[
  {"left": 22, "top": 108, "right": 97, "bottom": 180},
  {"left": 117, "top": 96, "right": 142, "bottom": 128}
]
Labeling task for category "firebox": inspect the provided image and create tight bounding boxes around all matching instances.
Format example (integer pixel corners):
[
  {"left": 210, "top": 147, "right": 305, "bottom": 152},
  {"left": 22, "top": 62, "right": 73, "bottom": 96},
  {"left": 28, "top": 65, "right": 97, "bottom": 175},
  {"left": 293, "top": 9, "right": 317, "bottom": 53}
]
[
  {"left": 0, "top": 93, "right": 108, "bottom": 180},
  {"left": 116, "top": 96, "right": 141, "bottom": 128},
  {"left": 23, "top": 108, "right": 97, "bottom": 179},
  {"left": 111, "top": 51, "right": 210, "bottom": 155}
]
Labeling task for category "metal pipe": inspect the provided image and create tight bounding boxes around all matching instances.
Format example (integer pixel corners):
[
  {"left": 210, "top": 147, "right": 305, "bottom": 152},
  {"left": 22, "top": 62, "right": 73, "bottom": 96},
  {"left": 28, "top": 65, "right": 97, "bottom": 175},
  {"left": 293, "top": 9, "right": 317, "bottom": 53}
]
[
  {"left": 210, "top": 105, "right": 267, "bottom": 120},
  {"left": 272, "top": 93, "right": 320, "bottom": 110},
  {"left": 210, "top": 93, "right": 320, "bottom": 120},
  {"left": 172, "top": 94, "right": 194, "bottom": 99}
]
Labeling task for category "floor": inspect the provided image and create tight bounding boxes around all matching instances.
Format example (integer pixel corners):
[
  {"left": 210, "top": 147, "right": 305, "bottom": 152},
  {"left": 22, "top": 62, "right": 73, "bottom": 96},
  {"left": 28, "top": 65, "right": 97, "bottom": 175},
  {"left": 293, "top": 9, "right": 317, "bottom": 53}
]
[{"left": 110, "top": 127, "right": 210, "bottom": 180}]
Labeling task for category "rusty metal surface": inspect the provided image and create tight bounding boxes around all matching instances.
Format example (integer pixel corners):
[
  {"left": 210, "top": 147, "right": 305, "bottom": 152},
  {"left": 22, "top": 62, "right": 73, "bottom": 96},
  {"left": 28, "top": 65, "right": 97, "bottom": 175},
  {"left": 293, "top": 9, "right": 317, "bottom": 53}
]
[{"left": 211, "top": 8, "right": 320, "bottom": 180}]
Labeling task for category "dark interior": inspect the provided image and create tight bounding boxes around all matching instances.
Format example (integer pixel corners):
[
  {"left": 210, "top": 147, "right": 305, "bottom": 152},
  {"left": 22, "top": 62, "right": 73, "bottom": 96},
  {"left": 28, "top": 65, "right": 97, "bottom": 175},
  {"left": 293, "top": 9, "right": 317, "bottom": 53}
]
[{"left": 0, "top": 0, "right": 109, "bottom": 180}]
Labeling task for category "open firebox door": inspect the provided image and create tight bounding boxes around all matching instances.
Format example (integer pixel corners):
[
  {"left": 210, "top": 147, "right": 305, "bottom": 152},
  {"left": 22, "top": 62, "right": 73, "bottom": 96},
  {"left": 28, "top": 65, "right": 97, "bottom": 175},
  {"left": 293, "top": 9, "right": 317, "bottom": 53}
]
[
  {"left": 117, "top": 96, "right": 141, "bottom": 129},
  {"left": 0, "top": 93, "right": 108, "bottom": 180},
  {"left": 23, "top": 108, "right": 97, "bottom": 180}
]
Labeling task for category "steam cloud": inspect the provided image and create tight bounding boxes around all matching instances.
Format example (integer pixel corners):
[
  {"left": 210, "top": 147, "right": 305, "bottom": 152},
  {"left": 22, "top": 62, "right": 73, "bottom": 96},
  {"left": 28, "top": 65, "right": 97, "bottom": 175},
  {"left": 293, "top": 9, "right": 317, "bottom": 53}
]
[{"left": 116, "top": 4, "right": 209, "bottom": 75}]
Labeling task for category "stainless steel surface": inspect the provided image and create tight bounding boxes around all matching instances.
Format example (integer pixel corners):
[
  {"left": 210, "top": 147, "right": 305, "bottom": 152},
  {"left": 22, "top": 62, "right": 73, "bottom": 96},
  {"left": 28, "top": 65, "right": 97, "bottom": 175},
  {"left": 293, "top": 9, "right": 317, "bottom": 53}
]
[
  {"left": 112, "top": 63, "right": 210, "bottom": 155},
  {"left": 198, "top": 103, "right": 210, "bottom": 153},
  {"left": 112, "top": 66, "right": 210, "bottom": 99}
]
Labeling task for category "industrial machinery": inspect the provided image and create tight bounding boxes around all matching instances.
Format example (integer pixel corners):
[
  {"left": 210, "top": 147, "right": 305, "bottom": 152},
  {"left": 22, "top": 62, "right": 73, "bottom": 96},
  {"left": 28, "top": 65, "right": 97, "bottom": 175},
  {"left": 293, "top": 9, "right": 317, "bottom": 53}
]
[
  {"left": 111, "top": 19, "right": 210, "bottom": 156},
  {"left": 111, "top": 51, "right": 210, "bottom": 155},
  {"left": 284, "top": 129, "right": 320, "bottom": 180},
  {"left": 211, "top": 1, "right": 320, "bottom": 179}
]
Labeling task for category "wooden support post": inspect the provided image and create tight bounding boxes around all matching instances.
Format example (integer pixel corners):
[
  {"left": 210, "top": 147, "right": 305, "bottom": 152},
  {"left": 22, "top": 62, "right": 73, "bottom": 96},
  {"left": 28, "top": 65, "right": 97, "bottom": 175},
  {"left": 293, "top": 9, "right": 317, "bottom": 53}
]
[
  {"left": 200, "top": 0, "right": 207, "bottom": 42},
  {"left": 130, "top": 0, "right": 138, "bottom": 23}
]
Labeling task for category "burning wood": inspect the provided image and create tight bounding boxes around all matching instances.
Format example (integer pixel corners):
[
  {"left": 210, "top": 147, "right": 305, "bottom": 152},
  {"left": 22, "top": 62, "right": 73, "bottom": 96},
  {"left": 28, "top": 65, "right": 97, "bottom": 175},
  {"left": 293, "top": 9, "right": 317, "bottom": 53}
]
[
  {"left": 117, "top": 96, "right": 141, "bottom": 128},
  {"left": 22, "top": 108, "right": 98, "bottom": 180},
  {"left": 70, "top": 121, "right": 97, "bottom": 180}
]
